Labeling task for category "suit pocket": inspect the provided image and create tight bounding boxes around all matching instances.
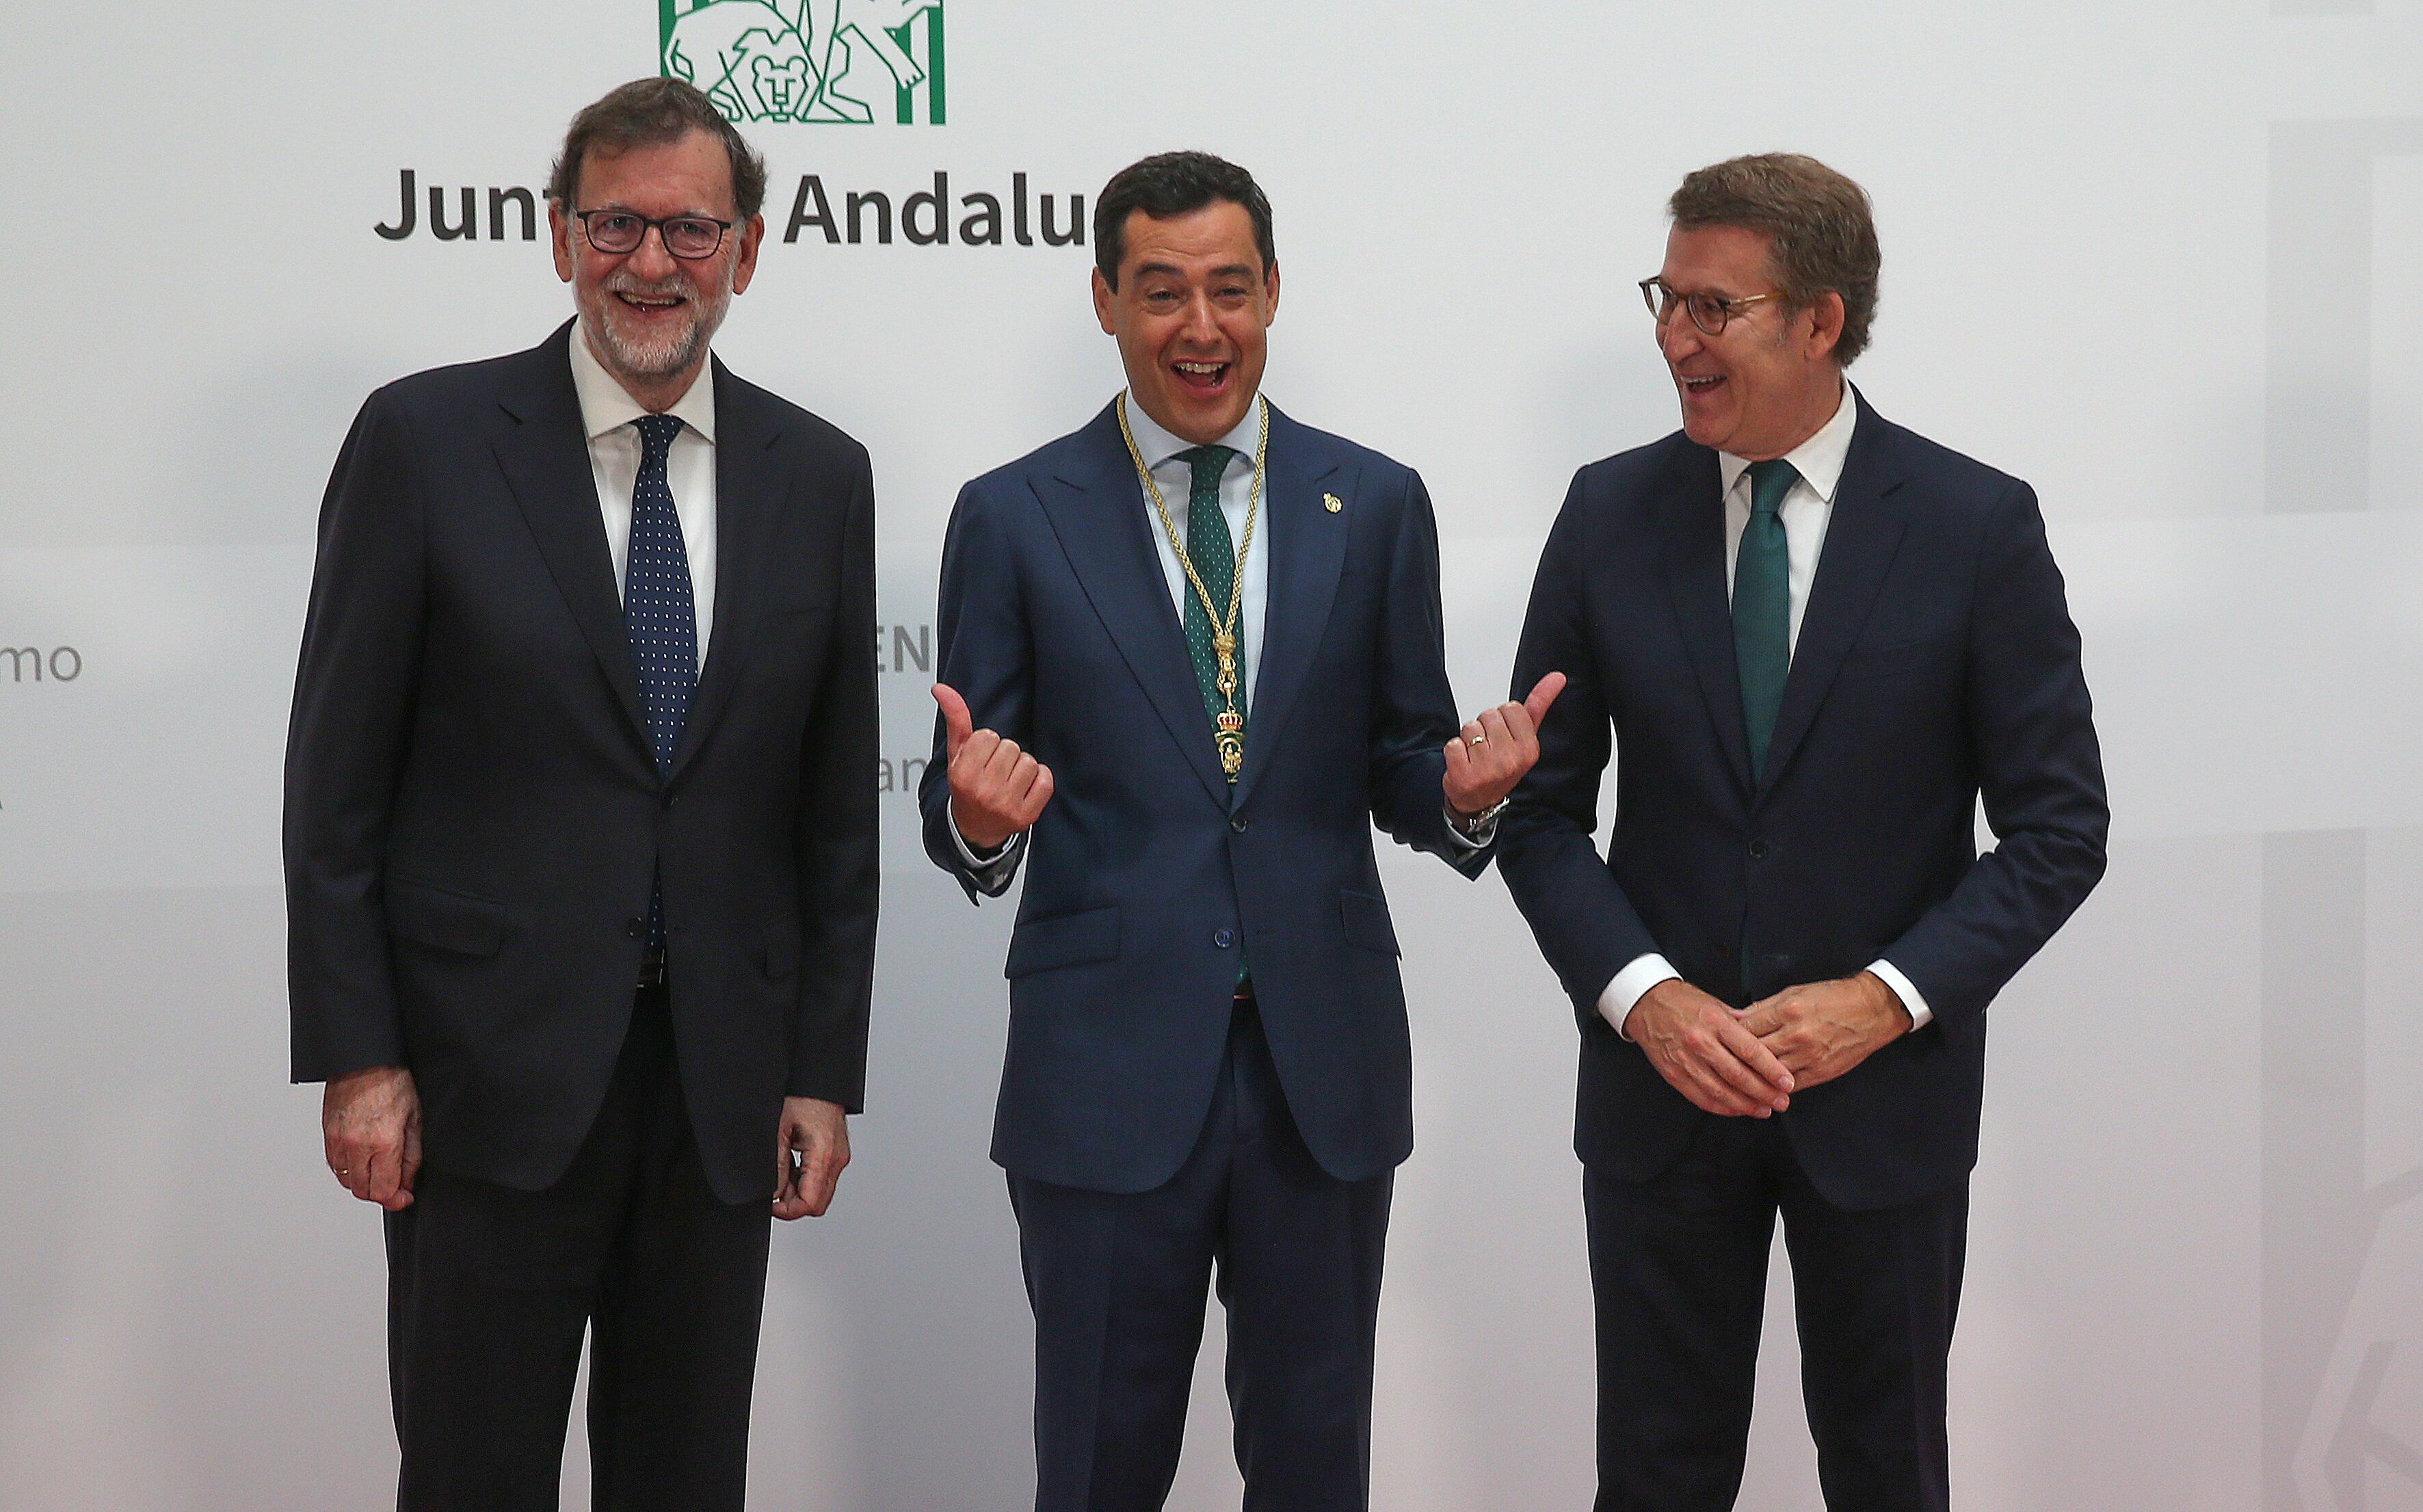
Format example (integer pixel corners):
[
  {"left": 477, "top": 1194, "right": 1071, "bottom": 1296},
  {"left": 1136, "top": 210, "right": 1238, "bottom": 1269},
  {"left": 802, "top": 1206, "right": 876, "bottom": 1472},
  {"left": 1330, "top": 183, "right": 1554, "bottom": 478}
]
[
  {"left": 384, "top": 876, "right": 507, "bottom": 959},
  {"left": 1005, "top": 905, "right": 1121, "bottom": 978},
  {"left": 764, "top": 595, "right": 831, "bottom": 618},
  {"left": 1339, "top": 888, "right": 1401, "bottom": 957}
]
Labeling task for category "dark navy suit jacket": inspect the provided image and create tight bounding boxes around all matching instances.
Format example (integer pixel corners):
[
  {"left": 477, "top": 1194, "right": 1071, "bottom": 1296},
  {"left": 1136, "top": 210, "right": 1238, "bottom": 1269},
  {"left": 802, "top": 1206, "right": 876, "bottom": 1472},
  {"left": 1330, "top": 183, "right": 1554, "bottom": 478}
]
[
  {"left": 1499, "top": 392, "right": 2108, "bottom": 1211},
  {"left": 284, "top": 321, "right": 879, "bottom": 1206},
  {"left": 919, "top": 401, "right": 1487, "bottom": 1195}
]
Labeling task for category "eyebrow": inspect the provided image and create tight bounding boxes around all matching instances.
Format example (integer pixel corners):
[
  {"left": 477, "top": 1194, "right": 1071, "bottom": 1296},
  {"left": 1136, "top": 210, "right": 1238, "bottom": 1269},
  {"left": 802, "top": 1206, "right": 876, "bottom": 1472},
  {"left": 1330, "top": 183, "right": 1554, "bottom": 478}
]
[{"left": 1133, "top": 261, "right": 1262, "bottom": 282}]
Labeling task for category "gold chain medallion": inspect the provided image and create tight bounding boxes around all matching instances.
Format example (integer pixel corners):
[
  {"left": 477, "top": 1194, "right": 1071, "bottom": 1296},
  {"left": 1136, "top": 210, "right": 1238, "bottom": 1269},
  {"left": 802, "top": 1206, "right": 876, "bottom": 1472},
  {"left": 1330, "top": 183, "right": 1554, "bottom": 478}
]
[{"left": 1117, "top": 393, "right": 1268, "bottom": 779}]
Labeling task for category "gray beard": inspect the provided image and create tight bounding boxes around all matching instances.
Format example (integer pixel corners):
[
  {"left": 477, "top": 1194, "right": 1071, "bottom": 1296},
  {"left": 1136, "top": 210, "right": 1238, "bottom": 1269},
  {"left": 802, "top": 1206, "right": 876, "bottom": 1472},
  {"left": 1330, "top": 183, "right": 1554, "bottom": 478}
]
[{"left": 581, "top": 269, "right": 732, "bottom": 382}]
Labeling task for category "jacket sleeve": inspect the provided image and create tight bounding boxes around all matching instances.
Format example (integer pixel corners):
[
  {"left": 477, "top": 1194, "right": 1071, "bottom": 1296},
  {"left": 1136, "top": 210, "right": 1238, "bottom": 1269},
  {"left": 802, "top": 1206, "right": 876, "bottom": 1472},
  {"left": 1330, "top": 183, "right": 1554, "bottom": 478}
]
[
  {"left": 1366, "top": 470, "right": 1488, "bottom": 879},
  {"left": 1496, "top": 473, "right": 1665, "bottom": 1027},
  {"left": 787, "top": 449, "right": 882, "bottom": 1104},
  {"left": 284, "top": 389, "right": 426, "bottom": 1083},
  {"left": 1877, "top": 479, "right": 2109, "bottom": 1027},
  {"left": 919, "top": 479, "right": 1034, "bottom": 901}
]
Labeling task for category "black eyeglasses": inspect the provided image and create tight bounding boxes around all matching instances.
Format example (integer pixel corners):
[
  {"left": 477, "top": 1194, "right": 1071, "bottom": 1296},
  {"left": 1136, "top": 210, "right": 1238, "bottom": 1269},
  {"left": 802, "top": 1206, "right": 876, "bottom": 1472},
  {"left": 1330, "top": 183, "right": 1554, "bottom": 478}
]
[
  {"left": 1639, "top": 277, "right": 1788, "bottom": 336},
  {"left": 574, "top": 210, "right": 732, "bottom": 261}
]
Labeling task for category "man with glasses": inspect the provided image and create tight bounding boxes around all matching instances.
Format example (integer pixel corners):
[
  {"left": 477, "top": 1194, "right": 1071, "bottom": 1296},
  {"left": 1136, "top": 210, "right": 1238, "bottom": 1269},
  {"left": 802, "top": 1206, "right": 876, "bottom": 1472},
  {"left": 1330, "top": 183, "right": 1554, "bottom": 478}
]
[
  {"left": 285, "top": 77, "right": 877, "bottom": 1508},
  {"left": 1498, "top": 154, "right": 2108, "bottom": 1511}
]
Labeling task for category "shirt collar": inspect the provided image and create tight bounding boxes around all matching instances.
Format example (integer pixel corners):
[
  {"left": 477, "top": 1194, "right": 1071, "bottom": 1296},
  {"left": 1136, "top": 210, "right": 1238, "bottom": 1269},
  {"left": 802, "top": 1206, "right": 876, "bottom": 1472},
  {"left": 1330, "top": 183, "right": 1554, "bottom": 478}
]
[
  {"left": 568, "top": 321, "right": 719, "bottom": 446},
  {"left": 1122, "top": 389, "right": 1265, "bottom": 472},
  {"left": 1717, "top": 381, "right": 1857, "bottom": 504}
]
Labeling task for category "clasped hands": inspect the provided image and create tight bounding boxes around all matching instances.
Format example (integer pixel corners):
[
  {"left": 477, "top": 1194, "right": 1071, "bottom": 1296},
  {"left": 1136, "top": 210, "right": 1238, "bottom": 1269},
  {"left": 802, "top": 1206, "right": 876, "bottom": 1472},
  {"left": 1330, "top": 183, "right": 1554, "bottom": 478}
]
[
  {"left": 1628, "top": 970, "right": 1914, "bottom": 1119},
  {"left": 322, "top": 1067, "right": 849, "bottom": 1219}
]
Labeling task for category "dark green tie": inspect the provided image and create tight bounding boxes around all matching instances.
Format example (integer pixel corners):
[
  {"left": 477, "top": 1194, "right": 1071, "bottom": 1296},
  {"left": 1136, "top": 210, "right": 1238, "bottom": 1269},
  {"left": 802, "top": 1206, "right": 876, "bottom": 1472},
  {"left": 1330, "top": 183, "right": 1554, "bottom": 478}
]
[
  {"left": 1173, "top": 445, "right": 1245, "bottom": 745},
  {"left": 1174, "top": 443, "right": 1249, "bottom": 984},
  {"left": 1734, "top": 458, "right": 1797, "bottom": 779}
]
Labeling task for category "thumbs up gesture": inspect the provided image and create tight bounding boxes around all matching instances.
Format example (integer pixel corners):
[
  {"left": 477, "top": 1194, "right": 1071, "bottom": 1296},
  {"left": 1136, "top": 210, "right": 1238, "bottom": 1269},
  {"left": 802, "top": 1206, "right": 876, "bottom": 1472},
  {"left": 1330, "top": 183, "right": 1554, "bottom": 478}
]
[
  {"left": 934, "top": 684, "right": 1055, "bottom": 852},
  {"left": 1443, "top": 671, "right": 1567, "bottom": 820}
]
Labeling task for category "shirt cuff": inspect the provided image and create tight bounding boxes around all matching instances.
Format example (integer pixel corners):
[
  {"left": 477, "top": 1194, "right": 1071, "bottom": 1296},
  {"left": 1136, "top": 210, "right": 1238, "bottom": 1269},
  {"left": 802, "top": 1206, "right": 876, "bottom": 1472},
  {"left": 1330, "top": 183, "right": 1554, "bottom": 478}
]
[
  {"left": 1442, "top": 804, "right": 1497, "bottom": 851},
  {"left": 1598, "top": 953, "right": 1682, "bottom": 1042},
  {"left": 1866, "top": 959, "right": 1933, "bottom": 1030},
  {"left": 950, "top": 820, "right": 1024, "bottom": 896}
]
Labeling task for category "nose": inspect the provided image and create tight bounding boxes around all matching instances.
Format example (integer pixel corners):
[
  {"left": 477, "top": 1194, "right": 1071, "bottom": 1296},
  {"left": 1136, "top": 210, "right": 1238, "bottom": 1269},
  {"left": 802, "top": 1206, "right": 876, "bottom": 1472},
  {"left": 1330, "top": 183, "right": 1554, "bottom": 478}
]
[
  {"left": 1656, "top": 304, "right": 1702, "bottom": 364},
  {"left": 1181, "top": 290, "right": 1220, "bottom": 343},
  {"left": 627, "top": 224, "right": 681, "bottom": 280}
]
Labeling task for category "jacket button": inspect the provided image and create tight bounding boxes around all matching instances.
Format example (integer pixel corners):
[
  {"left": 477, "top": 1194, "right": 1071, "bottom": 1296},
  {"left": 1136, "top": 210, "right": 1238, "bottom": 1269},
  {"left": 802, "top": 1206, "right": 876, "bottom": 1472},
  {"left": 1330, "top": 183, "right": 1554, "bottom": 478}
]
[
  {"left": 661, "top": 791, "right": 677, "bottom": 810},
  {"left": 1749, "top": 839, "right": 1772, "bottom": 860},
  {"left": 1230, "top": 816, "right": 1249, "bottom": 834},
  {"left": 1214, "top": 929, "right": 1236, "bottom": 949},
  {"left": 625, "top": 917, "right": 646, "bottom": 940}
]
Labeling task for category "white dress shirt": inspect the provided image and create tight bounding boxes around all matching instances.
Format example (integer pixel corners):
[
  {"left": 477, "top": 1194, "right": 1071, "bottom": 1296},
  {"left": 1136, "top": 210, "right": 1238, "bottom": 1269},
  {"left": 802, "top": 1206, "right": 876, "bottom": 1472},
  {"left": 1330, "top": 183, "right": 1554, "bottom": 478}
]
[
  {"left": 568, "top": 327, "right": 717, "bottom": 670},
  {"left": 1600, "top": 385, "right": 1935, "bottom": 1037}
]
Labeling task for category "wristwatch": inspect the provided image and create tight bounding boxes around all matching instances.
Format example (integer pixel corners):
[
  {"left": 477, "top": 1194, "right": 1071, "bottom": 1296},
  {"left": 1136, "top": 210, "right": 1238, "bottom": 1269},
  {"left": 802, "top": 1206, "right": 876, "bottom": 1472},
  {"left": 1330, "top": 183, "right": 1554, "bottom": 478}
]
[{"left": 1448, "top": 795, "right": 1509, "bottom": 839}]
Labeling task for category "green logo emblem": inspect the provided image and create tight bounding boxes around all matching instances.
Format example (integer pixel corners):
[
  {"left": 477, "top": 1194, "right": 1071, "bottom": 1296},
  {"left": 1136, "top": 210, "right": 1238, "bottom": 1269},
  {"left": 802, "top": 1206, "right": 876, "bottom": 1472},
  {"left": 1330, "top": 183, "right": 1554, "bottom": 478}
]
[{"left": 659, "top": 1, "right": 945, "bottom": 125}]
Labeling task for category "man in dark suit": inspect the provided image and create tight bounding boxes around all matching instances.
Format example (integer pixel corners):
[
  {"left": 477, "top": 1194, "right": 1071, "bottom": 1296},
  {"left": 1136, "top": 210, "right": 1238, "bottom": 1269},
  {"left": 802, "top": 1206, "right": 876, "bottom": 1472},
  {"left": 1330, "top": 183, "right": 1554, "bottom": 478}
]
[
  {"left": 1498, "top": 154, "right": 2108, "bottom": 1512},
  {"left": 284, "top": 78, "right": 877, "bottom": 1509},
  {"left": 918, "top": 150, "right": 1558, "bottom": 1511}
]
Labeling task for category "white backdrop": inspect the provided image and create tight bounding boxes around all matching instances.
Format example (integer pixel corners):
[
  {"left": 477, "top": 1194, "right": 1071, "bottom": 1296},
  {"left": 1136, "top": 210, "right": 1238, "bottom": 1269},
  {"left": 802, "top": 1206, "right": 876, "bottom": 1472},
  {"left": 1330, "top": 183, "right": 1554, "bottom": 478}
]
[{"left": 4, "top": 2, "right": 2421, "bottom": 1508}]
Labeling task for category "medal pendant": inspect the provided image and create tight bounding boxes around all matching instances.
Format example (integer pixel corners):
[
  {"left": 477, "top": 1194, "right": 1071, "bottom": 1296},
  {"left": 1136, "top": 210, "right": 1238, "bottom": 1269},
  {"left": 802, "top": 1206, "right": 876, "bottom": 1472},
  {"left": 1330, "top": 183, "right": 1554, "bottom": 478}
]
[{"left": 1217, "top": 729, "right": 1245, "bottom": 777}]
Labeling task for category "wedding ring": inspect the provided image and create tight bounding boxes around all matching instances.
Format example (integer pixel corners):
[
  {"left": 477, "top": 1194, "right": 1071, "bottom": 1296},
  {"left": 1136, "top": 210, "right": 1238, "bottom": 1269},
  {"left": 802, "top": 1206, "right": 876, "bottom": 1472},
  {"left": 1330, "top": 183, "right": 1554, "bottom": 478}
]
[{"left": 1468, "top": 734, "right": 1488, "bottom": 746}]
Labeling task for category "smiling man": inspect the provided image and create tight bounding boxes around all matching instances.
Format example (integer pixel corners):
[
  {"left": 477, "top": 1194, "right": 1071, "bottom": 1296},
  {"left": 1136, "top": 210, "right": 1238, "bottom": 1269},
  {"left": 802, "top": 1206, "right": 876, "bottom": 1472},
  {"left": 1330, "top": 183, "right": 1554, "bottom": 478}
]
[
  {"left": 1497, "top": 155, "right": 2108, "bottom": 1510},
  {"left": 285, "top": 78, "right": 877, "bottom": 1509},
  {"left": 920, "top": 150, "right": 1556, "bottom": 1511}
]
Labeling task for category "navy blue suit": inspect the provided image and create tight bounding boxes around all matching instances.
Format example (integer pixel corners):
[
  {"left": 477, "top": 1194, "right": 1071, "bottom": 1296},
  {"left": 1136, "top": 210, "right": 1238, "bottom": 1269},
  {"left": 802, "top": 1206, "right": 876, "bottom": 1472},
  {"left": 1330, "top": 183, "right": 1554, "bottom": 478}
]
[
  {"left": 1499, "top": 392, "right": 2106, "bottom": 1511},
  {"left": 921, "top": 400, "right": 1483, "bottom": 1509}
]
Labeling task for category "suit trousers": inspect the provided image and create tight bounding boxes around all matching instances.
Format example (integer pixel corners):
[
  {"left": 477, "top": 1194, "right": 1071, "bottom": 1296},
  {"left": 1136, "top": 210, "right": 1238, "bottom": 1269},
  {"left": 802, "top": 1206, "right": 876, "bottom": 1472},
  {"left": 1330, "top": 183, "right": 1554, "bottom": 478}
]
[
  {"left": 1585, "top": 1112, "right": 1968, "bottom": 1512},
  {"left": 1008, "top": 996, "right": 1393, "bottom": 1512},
  {"left": 382, "top": 983, "right": 773, "bottom": 1511}
]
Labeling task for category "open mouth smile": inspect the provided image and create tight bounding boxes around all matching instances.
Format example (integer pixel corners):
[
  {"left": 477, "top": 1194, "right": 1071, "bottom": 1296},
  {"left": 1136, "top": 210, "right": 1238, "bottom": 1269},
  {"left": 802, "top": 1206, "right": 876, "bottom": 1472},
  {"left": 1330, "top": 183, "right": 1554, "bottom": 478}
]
[{"left": 1171, "top": 359, "right": 1232, "bottom": 395}]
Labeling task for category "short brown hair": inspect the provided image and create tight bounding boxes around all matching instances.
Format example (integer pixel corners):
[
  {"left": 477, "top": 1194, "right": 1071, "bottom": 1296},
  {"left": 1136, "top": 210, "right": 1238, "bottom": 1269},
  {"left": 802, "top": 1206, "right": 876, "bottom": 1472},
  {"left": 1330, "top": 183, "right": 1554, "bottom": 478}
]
[
  {"left": 546, "top": 78, "right": 769, "bottom": 222},
  {"left": 1669, "top": 154, "right": 1880, "bottom": 365}
]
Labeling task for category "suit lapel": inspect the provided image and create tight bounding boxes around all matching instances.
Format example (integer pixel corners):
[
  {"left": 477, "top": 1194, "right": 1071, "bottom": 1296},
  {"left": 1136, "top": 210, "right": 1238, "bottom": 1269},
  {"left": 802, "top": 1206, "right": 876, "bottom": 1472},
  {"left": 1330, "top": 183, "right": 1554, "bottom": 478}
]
[
  {"left": 1037, "top": 404, "right": 1231, "bottom": 809},
  {"left": 1661, "top": 442, "right": 1756, "bottom": 796},
  {"left": 1232, "top": 407, "right": 1346, "bottom": 810},
  {"left": 667, "top": 358, "right": 778, "bottom": 782},
  {"left": 491, "top": 323, "right": 648, "bottom": 743},
  {"left": 1757, "top": 394, "right": 1909, "bottom": 795}
]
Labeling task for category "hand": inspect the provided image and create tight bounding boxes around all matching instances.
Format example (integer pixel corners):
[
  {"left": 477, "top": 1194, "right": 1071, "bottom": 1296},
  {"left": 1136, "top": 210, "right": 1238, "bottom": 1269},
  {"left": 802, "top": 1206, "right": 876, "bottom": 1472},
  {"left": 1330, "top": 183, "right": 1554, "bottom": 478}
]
[
  {"left": 1739, "top": 971, "right": 1912, "bottom": 1093},
  {"left": 323, "top": 1065, "right": 422, "bottom": 1210},
  {"left": 1444, "top": 672, "right": 1567, "bottom": 819},
  {"left": 1626, "top": 978, "right": 1795, "bottom": 1118},
  {"left": 934, "top": 683, "right": 1053, "bottom": 853},
  {"left": 773, "top": 1097, "right": 851, "bottom": 1220}
]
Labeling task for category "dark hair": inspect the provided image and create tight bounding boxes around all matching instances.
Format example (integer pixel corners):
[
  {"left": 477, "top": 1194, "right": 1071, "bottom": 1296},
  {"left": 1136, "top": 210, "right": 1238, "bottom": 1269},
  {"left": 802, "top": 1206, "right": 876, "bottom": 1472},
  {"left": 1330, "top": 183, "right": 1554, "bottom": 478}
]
[
  {"left": 1669, "top": 153, "right": 1881, "bottom": 365},
  {"left": 1092, "top": 151, "right": 1275, "bottom": 289},
  {"left": 546, "top": 77, "right": 769, "bottom": 222}
]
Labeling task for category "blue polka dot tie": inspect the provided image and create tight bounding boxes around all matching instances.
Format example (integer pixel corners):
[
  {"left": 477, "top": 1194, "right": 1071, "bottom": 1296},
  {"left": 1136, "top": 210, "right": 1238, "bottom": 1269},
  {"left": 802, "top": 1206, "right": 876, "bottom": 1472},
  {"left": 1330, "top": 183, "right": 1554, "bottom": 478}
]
[{"left": 625, "top": 412, "right": 696, "bottom": 953}]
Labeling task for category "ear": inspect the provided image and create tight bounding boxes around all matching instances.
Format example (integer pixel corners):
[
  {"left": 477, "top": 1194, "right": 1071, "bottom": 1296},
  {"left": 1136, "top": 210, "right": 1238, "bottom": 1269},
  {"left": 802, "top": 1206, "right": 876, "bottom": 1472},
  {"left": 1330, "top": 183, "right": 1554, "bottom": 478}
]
[
  {"left": 1262, "top": 258, "right": 1281, "bottom": 326},
  {"left": 730, "top": 213, "right": 765, "bottom": 296},
  {"left": 1804, "top": 290, "right": 1846, "bottom": 361},
  {"left": 1091, "top": 266, "right": 1117, "bottom": 336},
  {"left": 549, "top": 201, "right": 577, "bottom": 284}
]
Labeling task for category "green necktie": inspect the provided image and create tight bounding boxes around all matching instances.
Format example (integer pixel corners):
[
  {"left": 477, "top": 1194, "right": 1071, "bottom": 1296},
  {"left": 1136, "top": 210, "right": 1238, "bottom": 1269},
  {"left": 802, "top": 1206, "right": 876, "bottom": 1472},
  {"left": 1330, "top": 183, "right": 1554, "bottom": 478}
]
[
  {"left": 1734, "top": 458, "right": 1797, "bottom": 779},
  {"left": 1173, "top": 445, "right": 1245, "bottom": 749},
  {"left": 1174, "top": 444, "right": 1250, "bottom": 985}
]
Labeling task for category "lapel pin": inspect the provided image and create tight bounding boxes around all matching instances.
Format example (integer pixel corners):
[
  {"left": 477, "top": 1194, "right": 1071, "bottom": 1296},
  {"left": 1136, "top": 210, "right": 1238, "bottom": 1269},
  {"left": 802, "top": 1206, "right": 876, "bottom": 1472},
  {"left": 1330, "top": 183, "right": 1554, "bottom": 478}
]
[{"left": 1323, "top": 492, "right": 1343, "bottom": 514}]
